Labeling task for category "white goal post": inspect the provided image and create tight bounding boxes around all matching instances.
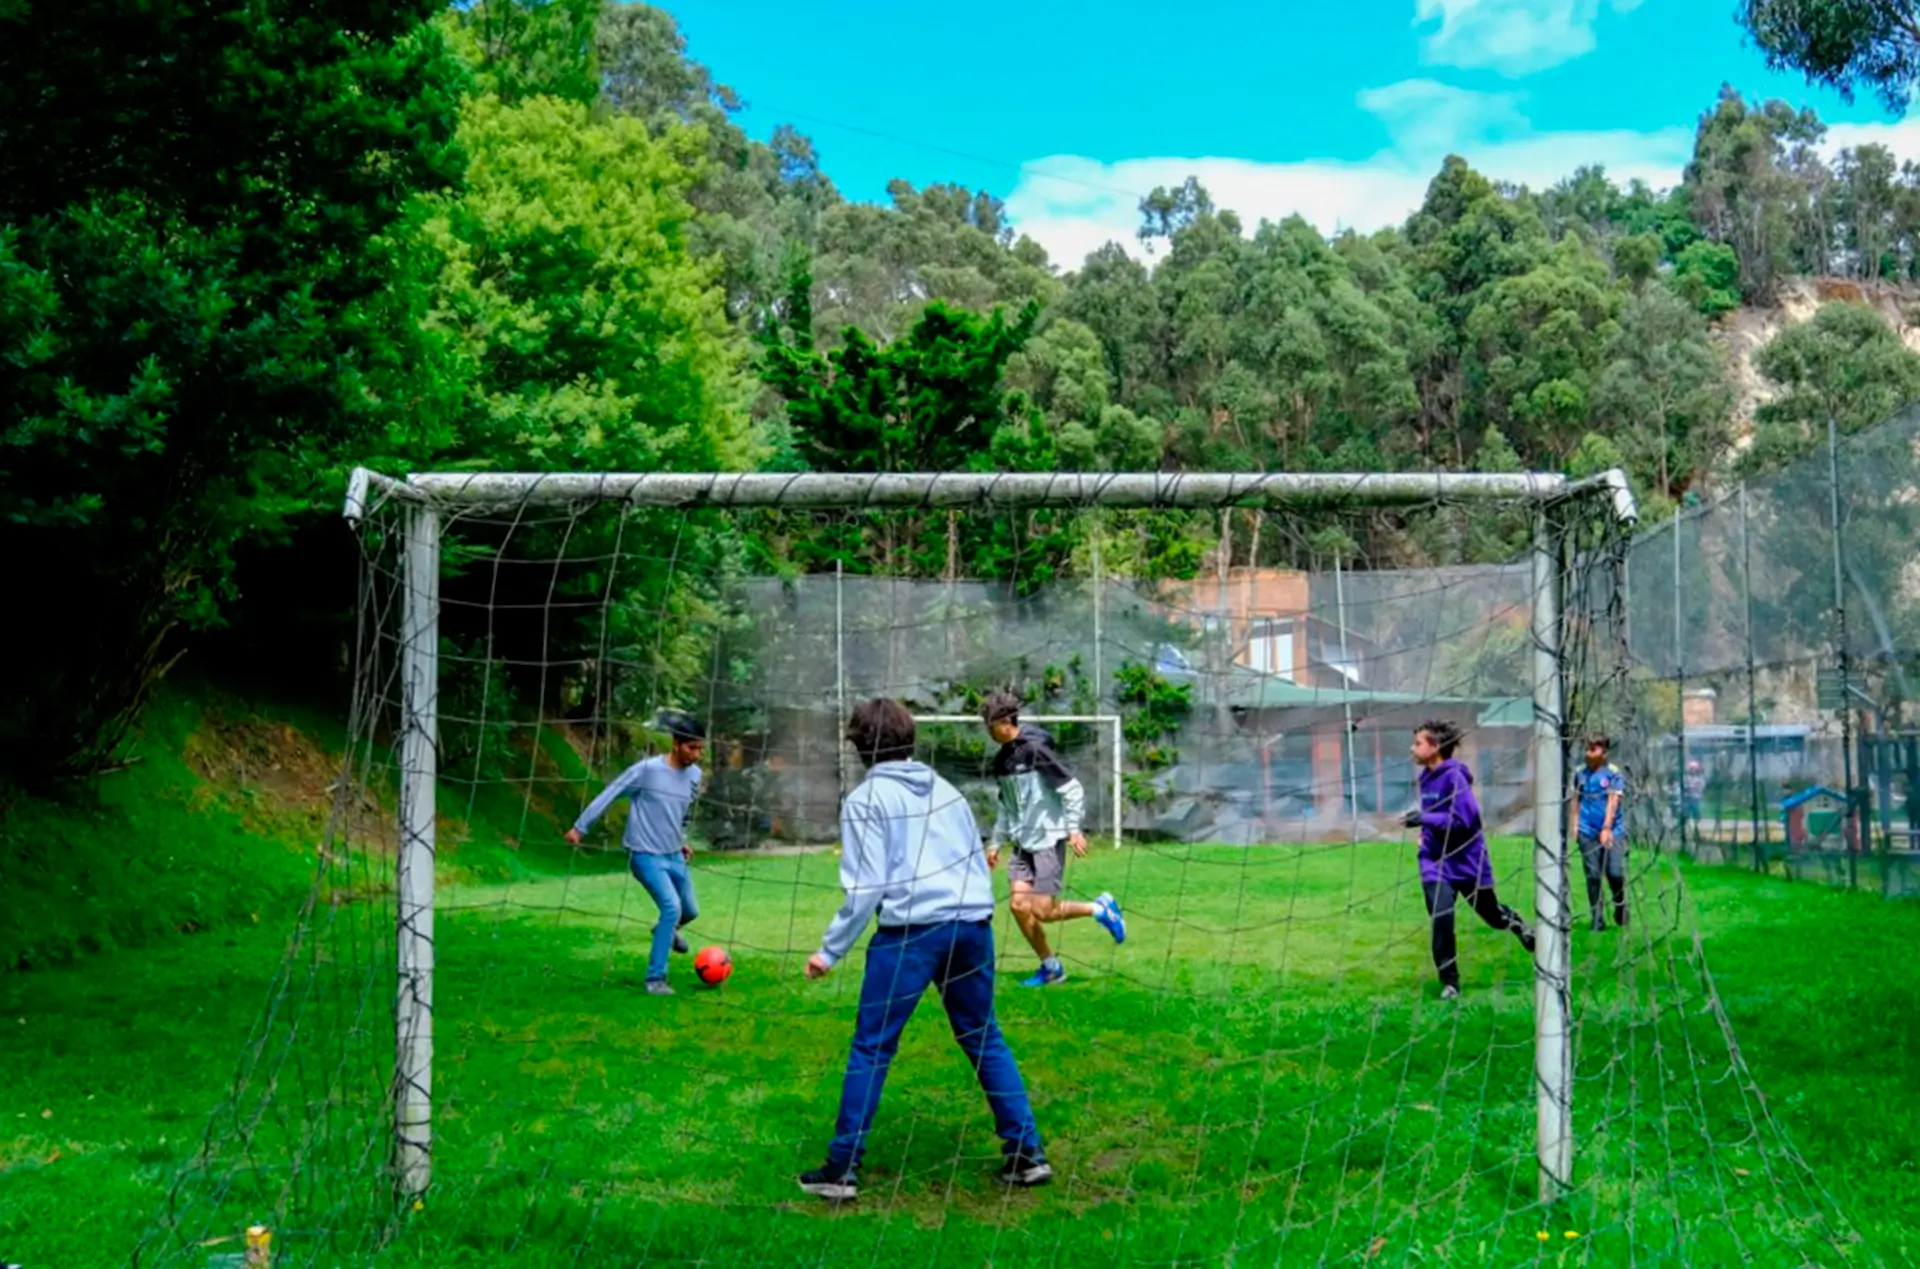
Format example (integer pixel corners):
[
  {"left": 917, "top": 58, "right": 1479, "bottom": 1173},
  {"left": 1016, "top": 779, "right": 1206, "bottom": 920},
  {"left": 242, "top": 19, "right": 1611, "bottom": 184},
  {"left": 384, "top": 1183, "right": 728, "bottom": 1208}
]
[
  {"left": 912, "top": 713, "right": 1125, "bottom": 851},
  {"left": 342, "top": 465, "right": 1638, "bottom": 1208}
]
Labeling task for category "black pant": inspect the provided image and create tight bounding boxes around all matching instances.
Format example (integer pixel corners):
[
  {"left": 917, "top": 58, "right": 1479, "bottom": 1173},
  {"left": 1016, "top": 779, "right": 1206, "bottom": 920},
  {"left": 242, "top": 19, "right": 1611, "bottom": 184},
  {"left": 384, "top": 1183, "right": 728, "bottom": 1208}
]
[
  {"left": 1422, "top": 881, "right": 1529, "bottom": 990},
  {"left": 1582, "top": 844, "right": 1628, "bottom": 925}
]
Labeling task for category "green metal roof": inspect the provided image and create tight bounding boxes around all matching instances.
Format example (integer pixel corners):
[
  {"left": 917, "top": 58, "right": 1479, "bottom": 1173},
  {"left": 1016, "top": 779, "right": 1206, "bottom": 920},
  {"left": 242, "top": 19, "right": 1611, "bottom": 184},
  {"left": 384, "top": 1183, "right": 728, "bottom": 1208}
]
[{"left": 1223, "top": 676, "right": 1530, "bottom": 729}]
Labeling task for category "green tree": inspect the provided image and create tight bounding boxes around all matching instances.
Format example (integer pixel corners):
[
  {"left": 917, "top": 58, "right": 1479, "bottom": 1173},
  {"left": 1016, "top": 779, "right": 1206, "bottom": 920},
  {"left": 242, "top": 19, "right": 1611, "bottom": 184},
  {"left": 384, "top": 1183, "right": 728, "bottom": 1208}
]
[
  {"left": 1463, "top": 238, "right": 1620, "bottom": 463},
  {"left": 595, "top": 0, "right": 740, "bottom": 119},
  {"left": 1837, "top": 143, "right": 1901, "bottom": 279},
  {"left": 1742, "top": 0, "right": 1920, "bottom": 113},
  {"left": 410, "top": 93, "right": 750, "bottom": 476},
  {"left": 1062, "top": 243, "right": 1161, "bottom": 398},
  {"left": 1684, "top": 87, "right": 1826, "bottom": 302},
  {"left": 1744, "top": 300, "right": 1920, "bottom": 473},
  {"left": 807, "top": 180, "right": 1059, "bottom": 345},
  {"left": 445, "top": 0, "right": 599, "bottom": 104},
  {"left": 1671, "top": 241, "right": 1743, "bottom": 314},
  {"left": 0, "top": 0, "right": 465, "bottom": 786},
  {"left": 1613, "top": 230, "right": 1663, "bottom": 288},
  {"left": 761, "top": 298, "right": 1066, "bottom": 580},
  {"left": 1593, "top": 285, "right": 1735, "bottom": 502},
  {"left": 1404, "top": 157, "right": 1552, "bottom": 464},
  {"left": 595, "top": 4, "right": 837, "bottom": 332},
  {"left": 765, "top": 299, "right": 1044, "bottom": 474}
]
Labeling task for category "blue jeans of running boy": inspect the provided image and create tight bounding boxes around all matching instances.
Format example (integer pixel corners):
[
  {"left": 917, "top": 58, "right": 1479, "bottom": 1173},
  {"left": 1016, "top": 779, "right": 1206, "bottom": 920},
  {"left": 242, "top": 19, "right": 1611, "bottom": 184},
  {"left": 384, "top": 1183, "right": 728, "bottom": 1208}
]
[
  {"left": 828, "top": 919, "right": 1042, "bottom": 1169},
  {"left": 629, "top": 851, "right": 698, "bottom": 983}
]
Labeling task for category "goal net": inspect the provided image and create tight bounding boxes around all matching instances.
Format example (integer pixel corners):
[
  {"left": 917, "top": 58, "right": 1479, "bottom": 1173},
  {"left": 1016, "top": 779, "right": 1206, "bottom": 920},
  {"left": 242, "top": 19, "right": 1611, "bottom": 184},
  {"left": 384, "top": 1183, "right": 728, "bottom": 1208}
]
[{"left": 135, "top": 469, "right": 1871, "bottom": 1268}]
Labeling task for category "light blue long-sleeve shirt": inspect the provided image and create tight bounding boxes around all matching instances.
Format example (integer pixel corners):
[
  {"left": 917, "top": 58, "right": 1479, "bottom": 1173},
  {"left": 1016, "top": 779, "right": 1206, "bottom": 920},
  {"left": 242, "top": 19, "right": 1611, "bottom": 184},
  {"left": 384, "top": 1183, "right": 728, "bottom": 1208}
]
[
  {"left": 816, "top": 761, "right": 996, "bottom": 968},
  {"left": 572, "top": 755, "right": 702, "bottom": 855}
]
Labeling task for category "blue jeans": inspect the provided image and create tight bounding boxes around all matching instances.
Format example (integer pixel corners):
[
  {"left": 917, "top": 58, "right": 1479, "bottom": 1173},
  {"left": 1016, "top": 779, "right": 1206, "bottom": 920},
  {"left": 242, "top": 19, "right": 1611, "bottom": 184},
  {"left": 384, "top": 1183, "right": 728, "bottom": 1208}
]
[
  {"left": 827, "top": 919, "right": 1042, "bottom": 1169},
  {"left": 628, "top": 851, "right": 697, "bottom": 983}
]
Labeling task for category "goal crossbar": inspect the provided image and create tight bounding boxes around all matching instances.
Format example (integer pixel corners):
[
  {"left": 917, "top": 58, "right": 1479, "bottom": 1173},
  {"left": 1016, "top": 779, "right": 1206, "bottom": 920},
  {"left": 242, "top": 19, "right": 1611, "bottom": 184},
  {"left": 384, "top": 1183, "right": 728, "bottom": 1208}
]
[{"left": 345, "top": 466, "right": 1639, "bottom": 522}]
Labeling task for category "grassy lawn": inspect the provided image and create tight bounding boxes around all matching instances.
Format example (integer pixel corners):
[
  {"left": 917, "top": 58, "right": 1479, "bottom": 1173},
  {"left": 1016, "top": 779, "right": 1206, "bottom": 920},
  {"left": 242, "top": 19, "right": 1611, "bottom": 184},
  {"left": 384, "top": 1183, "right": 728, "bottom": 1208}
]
[{"left": 6, "top": 837, "right": 1915, "bottom": 1269}]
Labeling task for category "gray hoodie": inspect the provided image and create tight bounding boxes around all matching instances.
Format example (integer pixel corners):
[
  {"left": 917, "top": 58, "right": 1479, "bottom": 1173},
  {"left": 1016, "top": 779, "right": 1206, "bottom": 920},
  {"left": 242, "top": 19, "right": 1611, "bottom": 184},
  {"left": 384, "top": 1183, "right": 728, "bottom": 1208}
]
[{"left": 816, "top": 761, "right": 995, "bottom": 967}]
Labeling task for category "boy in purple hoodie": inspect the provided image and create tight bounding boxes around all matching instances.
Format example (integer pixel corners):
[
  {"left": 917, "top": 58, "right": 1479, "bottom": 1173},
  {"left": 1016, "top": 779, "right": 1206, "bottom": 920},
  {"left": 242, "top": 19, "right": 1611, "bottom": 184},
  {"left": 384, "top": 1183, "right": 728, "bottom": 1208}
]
[{"left": 1400, "top": 719, "right": 1535, "bottom": 999}]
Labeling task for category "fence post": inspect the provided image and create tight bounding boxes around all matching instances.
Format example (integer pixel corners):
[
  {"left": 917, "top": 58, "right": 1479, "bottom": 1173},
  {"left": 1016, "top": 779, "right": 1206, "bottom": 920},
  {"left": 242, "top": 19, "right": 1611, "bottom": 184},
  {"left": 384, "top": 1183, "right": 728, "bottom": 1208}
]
[
  {"left": 1740, "top": 485, "right": 1765, "bottom": 870},
  {"left": 1673, "top": 510, "right": 1688, "bottom": 854},
  {"left": 835, "top": 559, "right": 848, "bottom": 800},
  {"left": 1827, "top": 413, "right": 1859, "bottom": 890}
]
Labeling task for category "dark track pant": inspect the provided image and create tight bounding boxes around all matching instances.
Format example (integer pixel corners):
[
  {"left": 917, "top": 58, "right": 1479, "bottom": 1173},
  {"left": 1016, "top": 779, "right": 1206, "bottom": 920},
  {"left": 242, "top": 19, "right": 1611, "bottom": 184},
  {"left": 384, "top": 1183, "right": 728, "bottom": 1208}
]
[
  {"left": 1422, "top": 881, "right": 1529, "bottom": 990},
  {"left": 1577, "top": 834, "right": 1628, "bottom": 929}
]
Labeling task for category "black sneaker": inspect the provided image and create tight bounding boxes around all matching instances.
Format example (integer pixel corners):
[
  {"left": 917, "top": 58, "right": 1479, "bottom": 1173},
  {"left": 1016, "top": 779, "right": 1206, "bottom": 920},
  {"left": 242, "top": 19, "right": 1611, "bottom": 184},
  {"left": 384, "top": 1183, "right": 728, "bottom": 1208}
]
[
  {"left": 672, "top": 933, "right": 689, "bottom": 954},
  {"left": 1590, "top": 915, "right": 1607, "bottom": 933},
  {"left": 799, "top": 1161, "right": 858, "bottom": 1202},
  {"left": 998, "top": 1151, "right": 1054, "bottom": 1187}
]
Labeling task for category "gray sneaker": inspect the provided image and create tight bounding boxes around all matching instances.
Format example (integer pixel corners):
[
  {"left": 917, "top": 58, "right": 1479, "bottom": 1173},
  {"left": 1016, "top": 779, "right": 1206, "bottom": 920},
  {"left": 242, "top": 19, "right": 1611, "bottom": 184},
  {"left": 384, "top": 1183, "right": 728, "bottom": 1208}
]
[{"left": 645, "top": 980, "right": 674, "bottom": 996}]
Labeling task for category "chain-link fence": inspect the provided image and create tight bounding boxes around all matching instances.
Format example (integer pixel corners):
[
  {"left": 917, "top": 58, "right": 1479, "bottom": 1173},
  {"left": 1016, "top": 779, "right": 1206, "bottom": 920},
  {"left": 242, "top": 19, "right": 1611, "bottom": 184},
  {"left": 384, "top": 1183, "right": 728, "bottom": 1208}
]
[
  {"left": 702, "top": 552, "right": 1569, "bottom": 853},
  {"left": 1626, "top": 405, "right": 1920, "bottom": 897}
]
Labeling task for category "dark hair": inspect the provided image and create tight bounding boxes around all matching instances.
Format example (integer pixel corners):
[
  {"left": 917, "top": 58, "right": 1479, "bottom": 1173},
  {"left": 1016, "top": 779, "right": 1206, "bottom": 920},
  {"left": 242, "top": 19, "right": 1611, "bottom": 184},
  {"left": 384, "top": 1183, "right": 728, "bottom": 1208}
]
[
  {"left": 847, "top": 698, "right": 916, "bottom": 766},
  {"left": 658, "top": 710, "right": 705, "bottom": 743},
  {"left": 1586, "top": 733, "right": 1611, "bottom": 752},
  {"left": 980, "top": 688, "right": 1022, "bottom": 728},
  {"left": 1416, "top": 718, "right": 1464, "bottom": 759}
]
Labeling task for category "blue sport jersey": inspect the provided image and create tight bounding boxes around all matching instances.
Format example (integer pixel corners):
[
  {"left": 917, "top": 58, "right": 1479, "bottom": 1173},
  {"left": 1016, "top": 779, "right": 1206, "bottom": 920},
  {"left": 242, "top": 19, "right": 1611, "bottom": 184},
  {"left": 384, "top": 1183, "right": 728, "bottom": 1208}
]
[{"left": 1574, "top": 764, "right": 1627, "bottom": 841}]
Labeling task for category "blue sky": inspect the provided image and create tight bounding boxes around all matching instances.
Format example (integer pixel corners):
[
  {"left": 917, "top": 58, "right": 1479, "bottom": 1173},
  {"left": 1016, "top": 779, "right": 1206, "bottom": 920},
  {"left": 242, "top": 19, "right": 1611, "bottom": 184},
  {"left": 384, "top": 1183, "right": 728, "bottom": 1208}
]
[{"left": 656, "top": 0, "right": 1920, "bottom": 267}]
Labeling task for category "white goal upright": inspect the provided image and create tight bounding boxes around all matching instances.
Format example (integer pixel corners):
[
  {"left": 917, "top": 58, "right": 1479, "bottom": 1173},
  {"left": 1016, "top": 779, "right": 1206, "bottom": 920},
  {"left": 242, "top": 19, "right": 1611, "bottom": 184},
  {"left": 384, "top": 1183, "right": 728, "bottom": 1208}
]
[{"left": 341, "top": 465, "right": 1639, "bottom": 1209}]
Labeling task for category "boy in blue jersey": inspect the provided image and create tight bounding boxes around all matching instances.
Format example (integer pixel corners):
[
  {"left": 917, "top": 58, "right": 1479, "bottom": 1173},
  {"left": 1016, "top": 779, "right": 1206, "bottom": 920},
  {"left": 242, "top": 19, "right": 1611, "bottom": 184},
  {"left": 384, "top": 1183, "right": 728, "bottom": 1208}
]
[
  {"left": 1401, "top": 719, "right": 1534, "bottom": 999},
  {"left": 799, "top": 698, "right": 1049, "bottom": 1202},
  {"left": 1571, "top": 734, "right": 1628, "bottom": 931},
  {"left": 566, "top": 711, "right": 705, "bottom": 995}
]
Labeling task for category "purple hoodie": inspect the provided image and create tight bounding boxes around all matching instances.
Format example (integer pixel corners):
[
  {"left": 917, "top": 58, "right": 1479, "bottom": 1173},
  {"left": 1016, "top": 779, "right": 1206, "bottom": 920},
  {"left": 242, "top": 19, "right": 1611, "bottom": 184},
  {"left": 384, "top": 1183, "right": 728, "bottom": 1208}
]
[{"left": 1415, "top": 757, "right": 1494, "bottom": 888}]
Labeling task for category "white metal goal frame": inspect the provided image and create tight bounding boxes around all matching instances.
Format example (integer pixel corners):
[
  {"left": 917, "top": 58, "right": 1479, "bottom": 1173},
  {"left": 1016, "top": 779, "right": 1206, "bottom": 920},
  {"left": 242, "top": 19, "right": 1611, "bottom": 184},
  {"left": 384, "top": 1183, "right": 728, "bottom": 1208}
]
[
  {"left": 340, "top": 465, "right": 1639, "bottom": 1209},
  {"left": 912, "top": 713, "right": 1126, "bottom": 851}
]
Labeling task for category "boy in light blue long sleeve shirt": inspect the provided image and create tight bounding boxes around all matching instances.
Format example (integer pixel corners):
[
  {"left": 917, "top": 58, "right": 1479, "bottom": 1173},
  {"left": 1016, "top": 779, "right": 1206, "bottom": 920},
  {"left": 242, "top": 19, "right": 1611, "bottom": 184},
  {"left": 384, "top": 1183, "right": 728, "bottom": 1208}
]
[
  {"left": 798, "top": 698, "right": 1048, "bottom": 1202},
  {"left": 566, "top": 711, "right": 705, "bottom": 995}
]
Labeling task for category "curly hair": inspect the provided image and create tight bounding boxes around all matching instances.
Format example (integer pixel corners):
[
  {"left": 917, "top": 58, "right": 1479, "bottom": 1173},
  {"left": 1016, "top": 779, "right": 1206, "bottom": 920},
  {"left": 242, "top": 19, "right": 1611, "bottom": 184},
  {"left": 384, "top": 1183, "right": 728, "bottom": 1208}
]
[{"left": 1416, "top": 718, "right": 1464, "bottom": 759}]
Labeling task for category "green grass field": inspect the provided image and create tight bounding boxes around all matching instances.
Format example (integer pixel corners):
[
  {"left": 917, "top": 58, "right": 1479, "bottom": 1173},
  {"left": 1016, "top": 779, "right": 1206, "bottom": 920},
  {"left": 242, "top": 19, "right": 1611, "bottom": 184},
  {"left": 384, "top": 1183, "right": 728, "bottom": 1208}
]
[{"left": 6, "top": 832, "right": 1916, "bottom": 1269}]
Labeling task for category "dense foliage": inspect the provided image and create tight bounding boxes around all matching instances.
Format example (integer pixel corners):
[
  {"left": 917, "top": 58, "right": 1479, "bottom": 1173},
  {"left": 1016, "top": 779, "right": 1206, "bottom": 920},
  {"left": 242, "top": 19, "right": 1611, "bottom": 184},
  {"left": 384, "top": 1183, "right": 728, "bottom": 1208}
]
[{"left": 7, "top": 0, "right": 1920, "bottom": 786}]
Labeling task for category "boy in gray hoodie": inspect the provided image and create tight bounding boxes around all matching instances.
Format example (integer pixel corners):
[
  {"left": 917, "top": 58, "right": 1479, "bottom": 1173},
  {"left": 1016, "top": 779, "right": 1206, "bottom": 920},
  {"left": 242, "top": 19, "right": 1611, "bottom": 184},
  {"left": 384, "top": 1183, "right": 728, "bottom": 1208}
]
[{"left": 799, "top": 698, "right": 1050, "bottom": 1201}]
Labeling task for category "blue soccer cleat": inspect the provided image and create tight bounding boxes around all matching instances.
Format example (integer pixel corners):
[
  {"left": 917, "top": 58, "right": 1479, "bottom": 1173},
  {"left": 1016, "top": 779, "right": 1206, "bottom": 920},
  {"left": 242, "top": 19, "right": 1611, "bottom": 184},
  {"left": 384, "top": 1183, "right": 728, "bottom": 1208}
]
[
  {"left": 1093, "top": 892, "right": 1126, "bottom": 944},
  {"left": 1020, "top": 961, "right": 1068, "bottom": 988}
]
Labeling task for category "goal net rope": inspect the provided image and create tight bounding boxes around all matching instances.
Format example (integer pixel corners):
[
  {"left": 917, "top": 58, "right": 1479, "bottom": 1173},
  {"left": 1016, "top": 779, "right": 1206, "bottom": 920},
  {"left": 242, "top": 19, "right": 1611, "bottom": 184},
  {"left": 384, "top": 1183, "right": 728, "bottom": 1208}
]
[{"left": 135, "top": 469, "right": 1872, "bottom": 1269}]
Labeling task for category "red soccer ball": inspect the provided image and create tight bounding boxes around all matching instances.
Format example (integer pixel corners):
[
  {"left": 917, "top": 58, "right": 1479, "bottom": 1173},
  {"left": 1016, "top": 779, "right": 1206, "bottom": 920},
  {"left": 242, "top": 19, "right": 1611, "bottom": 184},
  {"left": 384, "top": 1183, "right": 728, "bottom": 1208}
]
[{"left": 693, "top": 945, "right": 733, "bottom": 987}]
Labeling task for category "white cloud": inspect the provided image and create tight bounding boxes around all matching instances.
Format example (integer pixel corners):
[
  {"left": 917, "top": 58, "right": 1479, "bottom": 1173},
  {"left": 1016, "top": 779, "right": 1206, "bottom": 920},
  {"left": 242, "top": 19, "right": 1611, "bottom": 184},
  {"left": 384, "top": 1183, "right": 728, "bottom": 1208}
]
[
  {"left": 1415, "top": 0, "right": 1644, "bottom": 76},
  {"left": 1003, "top": 80, "right": 1690, "bottom": 270},
  {"left": 1823, "top": 117, "right": 1920, "bottom": 167},
  {"left": 1357, "top": 78, "right": 1528, "bottom": 155}
]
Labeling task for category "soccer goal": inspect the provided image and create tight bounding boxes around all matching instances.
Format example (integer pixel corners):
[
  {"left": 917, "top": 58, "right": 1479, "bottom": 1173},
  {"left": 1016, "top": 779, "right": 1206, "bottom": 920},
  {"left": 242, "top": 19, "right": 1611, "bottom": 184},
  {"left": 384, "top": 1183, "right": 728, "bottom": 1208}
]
[{"left": 136, "top": 467, "right": 1874, "bottom": 1269}]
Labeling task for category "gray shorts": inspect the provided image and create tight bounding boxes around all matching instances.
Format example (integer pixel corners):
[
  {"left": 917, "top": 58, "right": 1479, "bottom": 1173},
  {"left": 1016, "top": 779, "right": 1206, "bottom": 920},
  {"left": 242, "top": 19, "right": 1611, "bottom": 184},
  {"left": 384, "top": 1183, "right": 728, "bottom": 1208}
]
[
  {"left": 1578, "top": 833, "right": 1627, "bottom": 882},
  {"left": 1006, "top": 843, "right": 1066, "bottom": 896}
]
